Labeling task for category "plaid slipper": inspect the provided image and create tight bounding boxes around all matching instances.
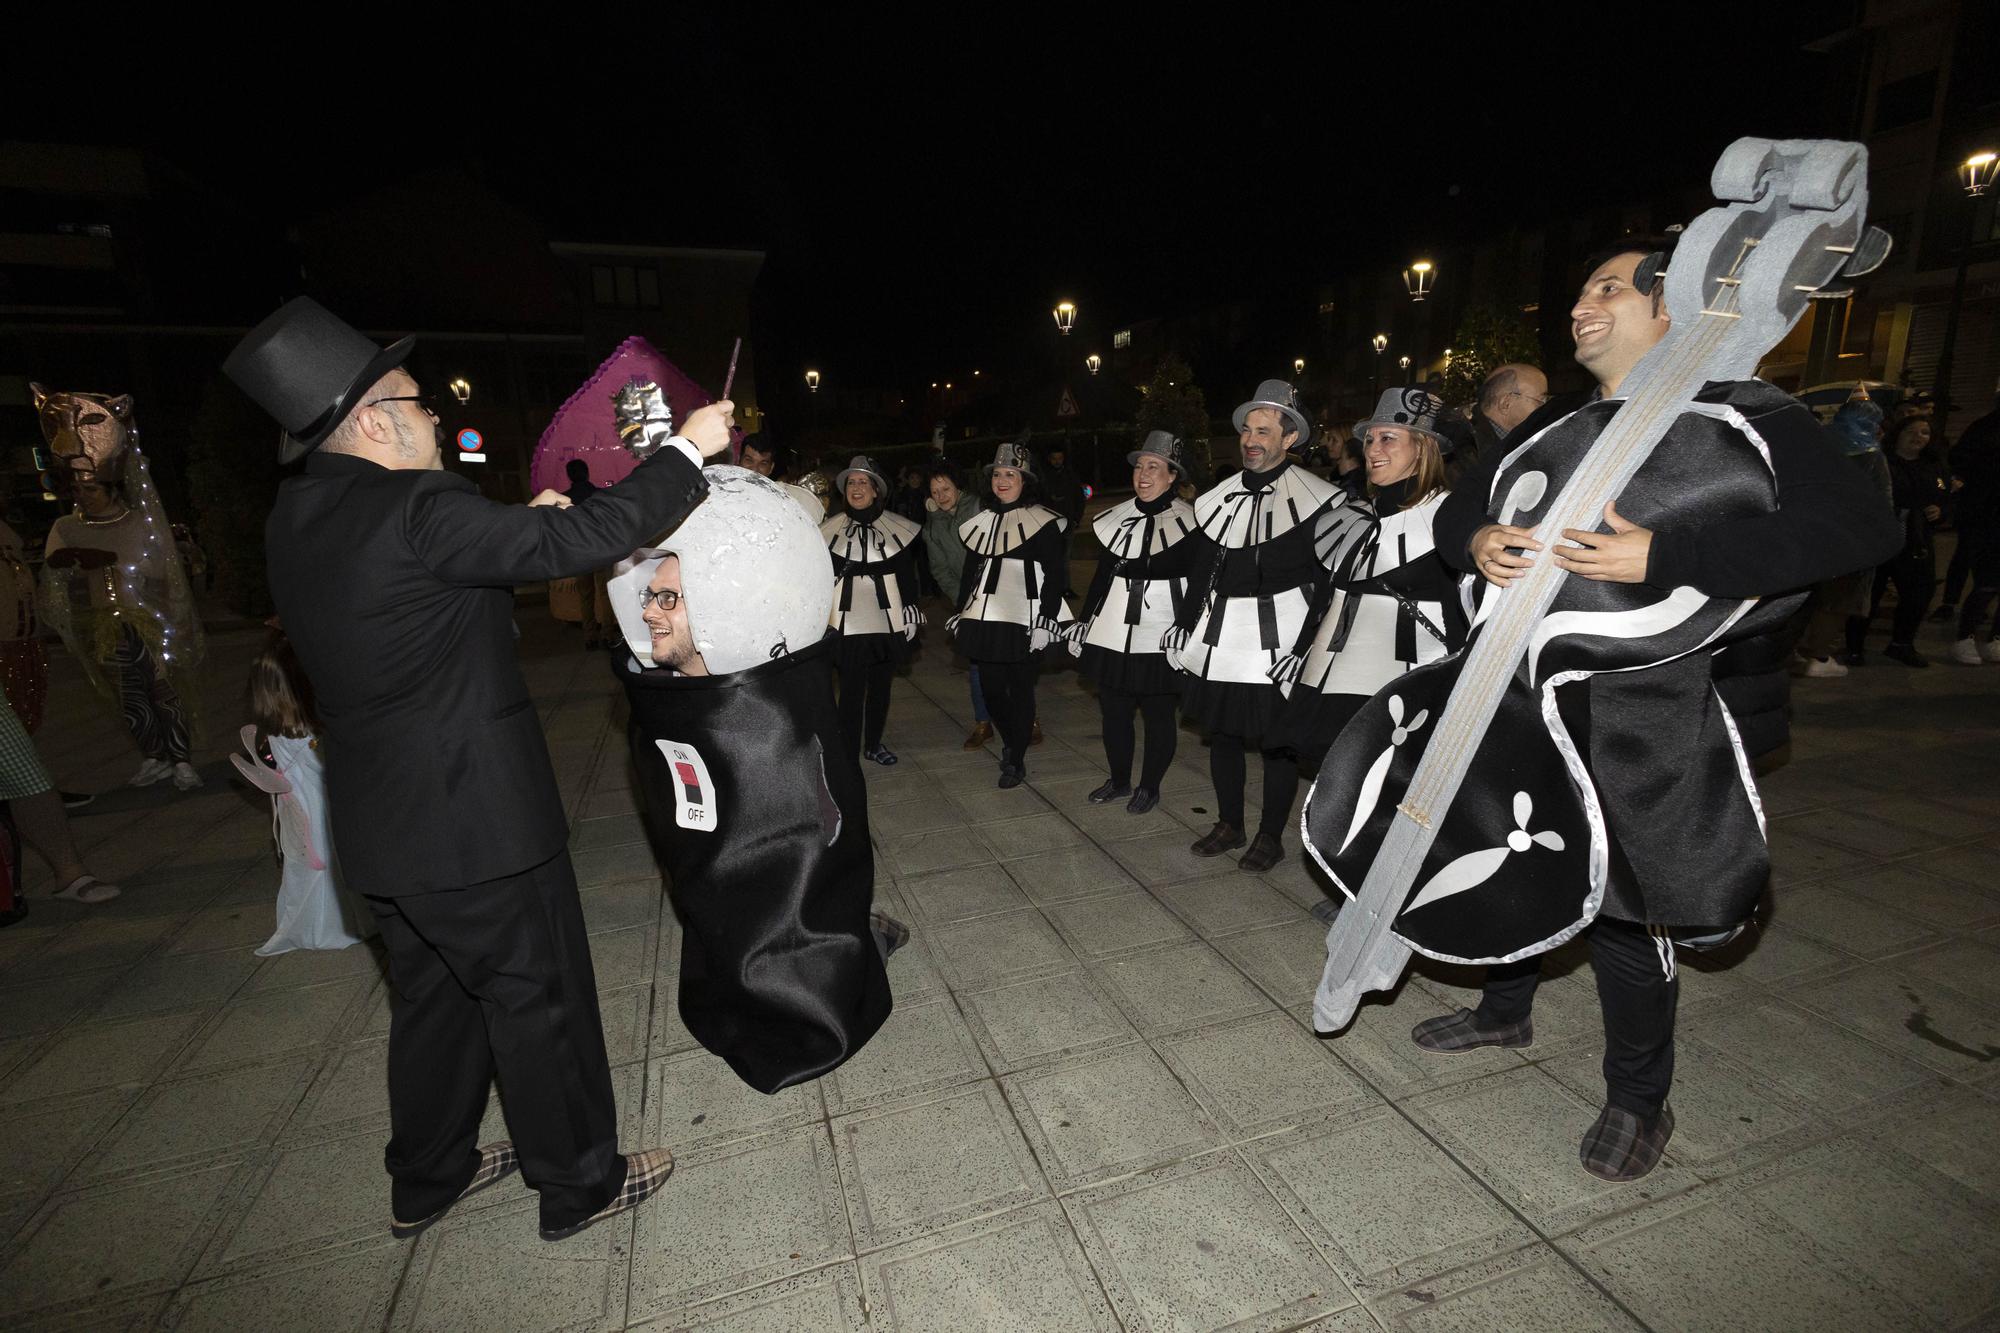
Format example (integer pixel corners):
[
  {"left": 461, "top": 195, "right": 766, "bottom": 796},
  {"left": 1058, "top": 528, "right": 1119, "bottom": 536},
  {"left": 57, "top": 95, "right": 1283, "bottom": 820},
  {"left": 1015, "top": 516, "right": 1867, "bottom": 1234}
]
[
  {"left": 391, "top": 1141, "right": 518, "bottom": 1239},
  {"left": 1410, "top": 1008, "right": 1534, "bottom": 1054},
  {"left": 1580, "top": 1102, "right": 1674, "bottom": 1182},
  {"left": 540, "top": 1148, "right": 674, "bottom": 1242},
  {"left": 870, "top": 910, "right": 911, "bottom": 960},
  {"left": 1190, "top": 822, "right": 1246, "bottom": 857},
  {"left": 1238, "top": 832, "right": 1285, "bottom": 873}
]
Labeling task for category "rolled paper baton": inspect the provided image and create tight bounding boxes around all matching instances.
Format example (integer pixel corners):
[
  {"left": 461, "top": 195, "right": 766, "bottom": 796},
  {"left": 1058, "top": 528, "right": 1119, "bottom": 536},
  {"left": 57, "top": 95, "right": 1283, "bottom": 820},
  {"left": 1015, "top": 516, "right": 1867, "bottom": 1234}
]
[{"left": 723, "top": 337, "right": 742, "bottom": 463}]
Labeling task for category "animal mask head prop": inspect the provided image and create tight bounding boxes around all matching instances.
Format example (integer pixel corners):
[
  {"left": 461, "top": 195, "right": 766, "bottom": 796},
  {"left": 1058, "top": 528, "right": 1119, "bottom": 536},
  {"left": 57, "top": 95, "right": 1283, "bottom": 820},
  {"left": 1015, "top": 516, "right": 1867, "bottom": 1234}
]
[{"left": 32, "top": 384, "right": 134, "bottom": 483}]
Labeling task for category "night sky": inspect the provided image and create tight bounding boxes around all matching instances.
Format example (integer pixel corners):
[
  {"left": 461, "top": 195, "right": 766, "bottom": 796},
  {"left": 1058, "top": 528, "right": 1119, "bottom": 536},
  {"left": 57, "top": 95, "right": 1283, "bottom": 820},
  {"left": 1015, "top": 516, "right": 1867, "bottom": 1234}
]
[{"left": 24, "top": 4, "right": 1858, "bottom": 395}]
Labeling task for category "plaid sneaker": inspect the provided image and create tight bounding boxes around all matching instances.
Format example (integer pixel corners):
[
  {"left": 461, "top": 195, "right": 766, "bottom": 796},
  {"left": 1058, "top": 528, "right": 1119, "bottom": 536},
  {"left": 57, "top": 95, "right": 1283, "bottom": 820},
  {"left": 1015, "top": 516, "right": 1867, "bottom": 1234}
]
[
  {"left": 540, "top": 1148, "right": 674, "bottom": 1242},
  {"left": 1238, "top": 832, "right": 1285, "bottom": 873},
  {"left": 1190, "top": 822, "right": 1246, "bottom": 857},
  {"left": 1579, "top": 1102, "right": 1674, "bottom": 1182},
  {"left": 870, "top": 910, "right": 911, "bottom": 960},
  {"left": 1410, "top": 1008, "right": 1534, "bottom": 1054},
  {"left": 391, "top": 1141, "right": 519, "bottom": 1239}
]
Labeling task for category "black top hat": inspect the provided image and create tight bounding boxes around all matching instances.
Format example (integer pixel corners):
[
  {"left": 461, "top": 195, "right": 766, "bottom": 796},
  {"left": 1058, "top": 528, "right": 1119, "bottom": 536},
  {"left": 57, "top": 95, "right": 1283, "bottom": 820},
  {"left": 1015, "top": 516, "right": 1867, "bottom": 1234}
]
[{"left": 223, "top": 297, "right": 415, "bottom": 464}]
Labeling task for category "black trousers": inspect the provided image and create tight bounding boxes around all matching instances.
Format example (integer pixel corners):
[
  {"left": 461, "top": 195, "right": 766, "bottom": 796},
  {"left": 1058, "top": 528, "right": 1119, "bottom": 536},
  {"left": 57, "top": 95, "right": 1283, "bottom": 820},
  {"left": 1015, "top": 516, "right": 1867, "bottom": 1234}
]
[
  {"left": 367, "top": 852, "right": 624, "bottom": 1231},
  {"left": 1100, "top": 688, "right": 1178, "bottom": 789},
  {"left": 1954, "top": 525, "right": 1999, "bottom": 638},
  {"left": 978, "top": 658, "right": 1039, "bottom": 765},
  {"left": 1209, "top": 733, "right": 1300, "bottom": 838},
  {"left": 1475, "top": 916, "right": 1679, "bottom": 1118},
  {"left": 836, "top": 660, "right": 895, "bottom": 753},
  {"left": 1847, "top": 551, "right": 1934, "bottom": 651}
]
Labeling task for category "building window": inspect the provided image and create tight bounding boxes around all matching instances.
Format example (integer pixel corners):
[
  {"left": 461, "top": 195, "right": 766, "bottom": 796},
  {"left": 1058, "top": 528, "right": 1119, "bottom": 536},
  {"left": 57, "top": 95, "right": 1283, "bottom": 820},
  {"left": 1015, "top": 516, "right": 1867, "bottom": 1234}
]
[
  {"left": 1873, "top": 70, "right": 1938, "bottom": 133},
  {"left": 590, "top": 263, "right": 664, "bottom": 309},
  {"left": 592, "top": 266, "right": 616, "bottom": 305},
  {"left": 1112, "top": 329, "right": 1132, "bottom": 349}
]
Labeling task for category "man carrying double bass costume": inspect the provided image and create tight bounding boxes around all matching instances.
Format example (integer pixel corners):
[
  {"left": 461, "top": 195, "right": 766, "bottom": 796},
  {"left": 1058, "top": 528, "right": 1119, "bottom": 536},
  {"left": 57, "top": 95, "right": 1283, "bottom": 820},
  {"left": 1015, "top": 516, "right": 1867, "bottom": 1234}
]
[{"left": 1413, "top": 237, "right": 1899, "bottom": 1181}]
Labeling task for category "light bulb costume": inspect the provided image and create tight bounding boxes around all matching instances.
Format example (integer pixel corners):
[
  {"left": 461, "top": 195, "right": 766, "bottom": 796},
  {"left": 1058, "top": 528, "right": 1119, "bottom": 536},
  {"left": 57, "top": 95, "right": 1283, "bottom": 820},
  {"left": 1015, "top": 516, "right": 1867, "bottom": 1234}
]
[
  {"left": 823, "top": 455, "right": 923, "bottom": 764},
  {"left": 1070, "top": 431, "right": 1198, "bottom": 810},
  {"left": 1278, "top": 390, "right": 1467, "bottom": 761},
  {"left": 949, "top": 442, "right": 1071, "bottom": 788},
  {"left": 33, "top": 386, "right": 205, "bottom": 786},
  {"left": 607, "top": 467, "right": 891, "bottom": 1094}
]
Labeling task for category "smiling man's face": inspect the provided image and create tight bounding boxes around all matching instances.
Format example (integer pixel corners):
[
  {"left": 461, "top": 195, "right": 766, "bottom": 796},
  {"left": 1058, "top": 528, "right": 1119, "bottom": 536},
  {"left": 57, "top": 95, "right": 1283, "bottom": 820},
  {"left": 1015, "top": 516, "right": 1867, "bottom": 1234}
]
[{"left": 1571, "top": 251, "right": 1670, "bottom": 396}]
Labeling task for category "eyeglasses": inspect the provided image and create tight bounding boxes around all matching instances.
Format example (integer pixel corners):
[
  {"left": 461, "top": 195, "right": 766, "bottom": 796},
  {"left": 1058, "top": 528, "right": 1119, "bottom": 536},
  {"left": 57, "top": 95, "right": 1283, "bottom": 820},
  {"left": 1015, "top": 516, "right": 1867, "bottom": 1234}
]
[
  {"left": 1506, "top": 390, "right": 1550, "bottom": 405},
  {"left": 638, "top": 587, "right": 681, "bottom": 612},
  {"left": 365, "top": 395, "right": 438, "bottom": 418}
]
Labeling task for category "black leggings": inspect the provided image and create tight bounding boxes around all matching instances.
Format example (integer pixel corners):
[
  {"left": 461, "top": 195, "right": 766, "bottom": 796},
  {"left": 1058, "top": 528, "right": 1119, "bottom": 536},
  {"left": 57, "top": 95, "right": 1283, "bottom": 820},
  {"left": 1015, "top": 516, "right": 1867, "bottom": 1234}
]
[
  {"left": 1846, "top": 551, "right": 1934, "bottom": 652},
  {"left": 836, "top": 660, "right": 895, "bottom": 753},
  {"left": 1954, "top": 525, "right": 1999, "bottom": 639},
  {"left": 1099, "top": 688, "right": 1178, "bottom": 790},
  {"left": 976, "top": 658, "right": 1039, "bottom": 765},
  {"left": 1209, "top": 734, "right": 1300, "bottom": 839},
  {"left": 1477, "top": 916, "right": 1679, "bottom": 1118}
]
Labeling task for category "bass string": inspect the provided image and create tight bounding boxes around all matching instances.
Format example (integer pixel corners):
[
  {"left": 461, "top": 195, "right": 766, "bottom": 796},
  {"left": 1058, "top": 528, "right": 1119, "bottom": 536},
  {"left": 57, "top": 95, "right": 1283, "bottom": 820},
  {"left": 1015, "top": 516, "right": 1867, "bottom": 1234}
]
[{"left": 1400, "top": 300, "right": 1743, "bottom": 816}]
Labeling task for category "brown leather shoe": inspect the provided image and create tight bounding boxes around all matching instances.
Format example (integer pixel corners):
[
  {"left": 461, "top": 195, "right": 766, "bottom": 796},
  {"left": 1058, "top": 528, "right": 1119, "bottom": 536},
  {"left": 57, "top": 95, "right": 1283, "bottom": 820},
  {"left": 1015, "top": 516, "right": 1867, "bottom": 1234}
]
[
  {"left": 963, "top": 721, "right": 994, "bottom": 750},
  {"left": 1190, "top": 822, "right": 1246, "bottom": 856},
  {"left": 1030, "top": 720, "right": 1045, "bottom": 746}
]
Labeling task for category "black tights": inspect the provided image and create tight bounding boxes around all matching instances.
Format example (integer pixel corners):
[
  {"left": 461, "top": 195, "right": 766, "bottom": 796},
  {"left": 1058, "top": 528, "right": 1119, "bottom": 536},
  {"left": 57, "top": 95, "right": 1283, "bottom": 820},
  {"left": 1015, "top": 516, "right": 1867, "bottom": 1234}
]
[
  {"left": 1846, "top": 552, "right": 1934, "bottom": 652},
  {"left": 1099, "top": 688, "right": 1178, "bottom": 790},
  {"left": 977, "top": 659, "right": 1039, "bottom": 765},
  {"left": 1209, "top": 734, "right": 1300, "bottom": 838},
  {"left": 1954, "top": 526, "right": 1999, "bottom": 639},
  {"left": 837, "top": 660, "right": 895, "bottom": 753}
]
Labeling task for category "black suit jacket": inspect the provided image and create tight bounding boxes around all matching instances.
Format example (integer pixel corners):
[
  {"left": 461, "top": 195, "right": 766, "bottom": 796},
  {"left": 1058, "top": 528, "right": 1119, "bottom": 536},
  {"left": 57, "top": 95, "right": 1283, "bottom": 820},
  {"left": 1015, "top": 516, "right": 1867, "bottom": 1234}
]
[{"left": 266, "top": 448, "right": 708, "bottom": 896}]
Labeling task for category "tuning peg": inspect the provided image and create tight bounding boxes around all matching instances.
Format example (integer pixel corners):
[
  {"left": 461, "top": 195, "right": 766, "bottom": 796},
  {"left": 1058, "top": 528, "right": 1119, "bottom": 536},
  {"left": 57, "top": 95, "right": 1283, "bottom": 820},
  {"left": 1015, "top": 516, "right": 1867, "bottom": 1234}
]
[{"left": 1838, "top": 225, "right": 1893, "bottom": 277}]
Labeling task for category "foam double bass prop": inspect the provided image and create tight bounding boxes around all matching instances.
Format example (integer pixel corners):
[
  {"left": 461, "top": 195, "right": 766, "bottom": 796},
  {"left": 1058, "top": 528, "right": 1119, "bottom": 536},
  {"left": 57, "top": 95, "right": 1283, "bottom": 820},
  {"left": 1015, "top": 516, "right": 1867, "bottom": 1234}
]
[{"left": 1302, "top": 138, "right": 1891, "bottom": 1033}]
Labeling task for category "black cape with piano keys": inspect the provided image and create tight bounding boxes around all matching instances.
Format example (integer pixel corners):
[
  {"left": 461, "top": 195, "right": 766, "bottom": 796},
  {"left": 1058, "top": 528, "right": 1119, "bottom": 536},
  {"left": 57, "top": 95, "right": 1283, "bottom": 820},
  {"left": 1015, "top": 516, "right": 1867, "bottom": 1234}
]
[{"left": 616, "top": 636, "right": 891, "bottom": 1093}]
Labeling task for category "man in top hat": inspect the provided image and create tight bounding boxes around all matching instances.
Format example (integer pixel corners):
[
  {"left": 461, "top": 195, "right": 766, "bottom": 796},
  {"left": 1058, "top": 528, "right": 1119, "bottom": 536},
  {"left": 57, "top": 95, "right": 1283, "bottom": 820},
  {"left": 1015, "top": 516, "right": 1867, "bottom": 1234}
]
[
  {"left": 1163, "top": 379, "right": 1343, "bottom": 872},
  {"left": 225, "top": 297, "right": 735, "bottom": 1242}
]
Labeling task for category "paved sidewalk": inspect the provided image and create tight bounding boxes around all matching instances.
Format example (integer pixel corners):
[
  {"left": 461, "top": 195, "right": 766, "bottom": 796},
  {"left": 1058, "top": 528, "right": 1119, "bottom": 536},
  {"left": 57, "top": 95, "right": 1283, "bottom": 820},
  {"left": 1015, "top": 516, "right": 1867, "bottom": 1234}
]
[{"left": 0, "top": 606, "right": 1996, "bottom": 1331}]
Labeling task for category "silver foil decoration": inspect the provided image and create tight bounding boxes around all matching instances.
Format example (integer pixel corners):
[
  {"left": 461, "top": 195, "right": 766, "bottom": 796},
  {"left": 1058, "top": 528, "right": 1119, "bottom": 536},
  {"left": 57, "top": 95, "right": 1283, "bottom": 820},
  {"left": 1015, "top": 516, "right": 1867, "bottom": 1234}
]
[{"left": 612, "top": 378, "right": 675, "bottom": 461}]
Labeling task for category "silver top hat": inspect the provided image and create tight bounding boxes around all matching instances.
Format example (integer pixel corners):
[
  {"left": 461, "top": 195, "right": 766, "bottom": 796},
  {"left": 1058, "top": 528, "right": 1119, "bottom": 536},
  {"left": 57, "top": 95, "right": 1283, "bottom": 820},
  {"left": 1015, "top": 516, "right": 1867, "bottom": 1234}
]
[
  {"left": 1126, "top": 429, "right": 1185, "bottom": 472},
  {"left": 833, "top": 454, "right": 888, "bottom": 495},
  {"left": 1355, "top": 387, "right": 1447, "bottom": 441},
  {"left": 1231, "top": 379, "right": 1312, "bottom": 446},
  {"left": 982, "top": 441, "right": 1036, "bottom": 477}
]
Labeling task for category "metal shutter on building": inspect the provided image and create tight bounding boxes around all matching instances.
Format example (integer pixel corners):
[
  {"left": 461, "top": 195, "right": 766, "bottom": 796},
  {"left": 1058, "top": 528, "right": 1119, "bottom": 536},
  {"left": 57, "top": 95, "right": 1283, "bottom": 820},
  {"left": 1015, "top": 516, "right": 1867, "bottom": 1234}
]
[{"left": 1904, "top": 298, "right": 2000, "bottom": 421}]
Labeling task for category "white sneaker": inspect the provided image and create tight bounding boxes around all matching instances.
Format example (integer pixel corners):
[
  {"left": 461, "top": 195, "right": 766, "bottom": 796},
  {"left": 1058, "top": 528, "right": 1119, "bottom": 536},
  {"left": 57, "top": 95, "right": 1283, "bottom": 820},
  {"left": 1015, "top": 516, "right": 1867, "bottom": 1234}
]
[
  {"left": 1950, "top": 638, "right": 1986, "bottom": 666},
  {"left": 1802, "top": 656, "right": 1848, "bottom": 678},
  {"left": 128, "top": 758, "right": 174, "bottom": 787},
  {"left": 1983, "top": 638, "right": 2000, "bottom": 664},
  {"left": 171, "top": 761, "right": 204, "bottom": 791}
]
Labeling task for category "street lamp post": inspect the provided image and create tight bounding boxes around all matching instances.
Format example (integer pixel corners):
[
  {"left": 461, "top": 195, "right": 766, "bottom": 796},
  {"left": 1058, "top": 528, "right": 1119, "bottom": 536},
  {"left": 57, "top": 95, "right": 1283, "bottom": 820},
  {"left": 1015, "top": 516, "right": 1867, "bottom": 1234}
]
[
  {"left": 1371, "top": 333, "right": 1388, "bottom": 397},
  {"left": 1086, "top": 354, "right": 1101, "bottom": 377},
  {"left": 1403, "top": 260, "right": 1435, "bottom": 302},
  {"left": 1398, "top": 355, "right": 1412, "bottom": 385},
  {"left": 1933, "top": 150, "right": 1998, "bottom": 441},
  {"left": 805, "top": 369, "right": 820, "bottom": 431},
  {"left": 1053, "top": 302, "right": 1077, "bottom": 336},
  {"left": 1293, "top": 357, "right": 1305, "bottom": 377},
  {"left": 449, "top": 378, "right": 472, "bottom": 405}
]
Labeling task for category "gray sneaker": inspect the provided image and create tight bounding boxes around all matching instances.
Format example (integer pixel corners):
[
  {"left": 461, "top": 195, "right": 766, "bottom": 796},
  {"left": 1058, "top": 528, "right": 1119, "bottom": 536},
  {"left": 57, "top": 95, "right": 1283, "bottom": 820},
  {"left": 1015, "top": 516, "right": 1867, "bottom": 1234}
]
[{"left": 1410, "top": 1007, "right": 1533, "bottom": 1053}]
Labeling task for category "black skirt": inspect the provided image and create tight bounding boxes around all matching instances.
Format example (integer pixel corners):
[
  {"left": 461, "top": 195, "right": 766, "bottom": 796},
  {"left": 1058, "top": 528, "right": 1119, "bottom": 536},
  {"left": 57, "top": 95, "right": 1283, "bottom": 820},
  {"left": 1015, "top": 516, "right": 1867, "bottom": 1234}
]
[
  {"left": 831, "top": 627, "right": 907, "bottom": 671},
  {"left": 616, "top": 638, "right": 892, "bottom": 1093},
  {"left": 1182, "top": 676, "right": 1285, "bottom": 746},
  {"left": 954, "top": 617, "right": 1032, "bottom": 664},
  {"left": 1278, "top": 687, "right": 1367, "bottom": 762},
  {"left": 1079, "top": 644, "right": 1181, "bottom": 696}
]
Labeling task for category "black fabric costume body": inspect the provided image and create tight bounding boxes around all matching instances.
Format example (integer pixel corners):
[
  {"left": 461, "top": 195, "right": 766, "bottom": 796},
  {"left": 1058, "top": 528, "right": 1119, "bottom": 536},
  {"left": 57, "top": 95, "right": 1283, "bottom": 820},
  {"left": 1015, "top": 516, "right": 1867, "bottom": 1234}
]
[
  {"left": 265, "top": 444, "right": 708, "bottom": 1233},
  {"left": 617, "top": 639, "right": 891, "bottom": 1094},
  {"left": 952, "top": 499, "right": 1068, "bottom": 770},
  {"left": 1076, "top": 491, "right": 1198, "bottom": 792},
  {"left": 823, "top": 504, "right": 920, "bottom": 754}
]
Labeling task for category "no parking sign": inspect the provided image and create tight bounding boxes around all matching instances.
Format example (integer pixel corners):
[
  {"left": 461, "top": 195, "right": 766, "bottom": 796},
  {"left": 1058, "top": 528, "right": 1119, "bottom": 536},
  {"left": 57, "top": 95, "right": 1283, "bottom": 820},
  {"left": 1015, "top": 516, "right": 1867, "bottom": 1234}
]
[{"left": 457, "top": 427, "right": 485, "bottom": 463}]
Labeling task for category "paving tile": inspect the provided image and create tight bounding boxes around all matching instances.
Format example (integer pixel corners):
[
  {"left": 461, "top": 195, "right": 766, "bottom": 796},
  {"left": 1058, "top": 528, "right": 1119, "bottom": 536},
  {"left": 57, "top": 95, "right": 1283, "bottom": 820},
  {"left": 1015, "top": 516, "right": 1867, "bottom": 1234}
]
[
  {"left": 625, "top": 1125, "right": 851, "bottom": 1321},
  {"left": 281, "top": 1038, "right": 389, "bottom": 1142},
  {"left": 1064, "top": 1150, "right": 1350, "bottom": 1333},
  {"left": 858, "top": 1200, "right": 1116, "bottom": 1332},
  {"left": 878, "top": 922, "right": 949, "bottom": 1005},
  {"left": 975, "top": 812, "right": 1092, "bottom": 861},
  {"left": 1157, "top": 1012, "right": 1378, "bottom": 1140},
  {"left": 1044, "top": 889, "right": 1194, "bottom": 959},
  {"left": 81, "top": 1054, "right": 317, "bottom": 1182},
  {"left": 1775, "top": 805, "right": 1945, "bottom": 860},
  {"left": 1789, "top": 962, "right": 2000, "bottom": 1074},
  {"left": 1308, "top": 985, "right": 1526, "bottom": 1099},
  {"left": 897, "top": 864, "right": 1029, "bottom": 925},
  {"left": 0, "top": 969, "right": 123, "bottom": 1038},
  {"left": 1212, "top": 917, "right": 1339, "bottom": 1008},
  {"left": 583, "top": 922, "right": 655, "bottom": 990},
  {"left": 1065, "top": 796, "right": 1191, "bottom": 842},
  {"left": 0, "top": 1010, "right": 207, "bottom": 1106},
  {"left": 1689, "top": 920, "right": 1852, "bottom": 992},
  {"left": 881, "top": 829, "right": 996, "bottom": 878},
  {"left": 1366, "top": 1243, "right": 1642, "bottom": 1331},
  {"left": 164, "top": 901, "right": 279, "bottom": 956},
  {"left": 833, "top": 1083, "right": 1047, "bottom": 1251},
  {"left": 568, "top": 811, "right": 647, "bottom": 852},
  {"left": 171, "top": 978, "right": 370, "bottom": 1075},
  {"left": 393, "top": 1194, "right": 629, "bottom": 1331},
  {"left": 926, "top": 908, "right": 1075, "bottom": 989},
  {"left": 1895, "top": 936, "right": 2000, "bottom": 1006},
  {"left": 822, "top": 992, "right": 987, "bottom": 1115},
  {"left": 87, "top": 950, "right": 258, "bottom": 1024},
  {"left": 927, "top": 778, "right": 1052, "bottom": 824},
  {"left": 1001, "top": 845, "right": 1138, "bottom": 904},
  {"left": 1828, "top": 861, "right": 2000, "bottom": 931},
  {"left": 1405, "top": 1065, "right": 1700, "bottom": 1235},
  {"left": 1104, "top": 832, "right": 1245, "bottom": 887},
  {"left": 570, "top": 841, "right": 660, "bottom": 890},
  {"left": 578, "top": 786, "right": 637, "bottom": 820},
  {"left": 1247, "top": 1106, "right": 1535, "bottom": 1302},
  {"left": 1764, "top": 822, "right": 1876, "bottom": 885},
  {"left": 1731, "top": 1137, "right": 2000, "bottom": 1328},
  {"left": 1091, "top": 941, "right": 1276, "bottom": 1038},
  {"left": 957, "top": 969, "right": 1138, "bottom": 1074},
  {"left": 1560, "top": 1185, "right": 1920, "bottom": 1332},
  {"left": 1002, "top": 1045, "right": 1221, "bottom": 1192},
  {"left": 0, "top": 1158, "right": 249, "bottom": 1318},
  {"left": 1151, "top": 873, "right": 1306, "bottom": 937},
  {"left": 1850, "top": 1085, "right": 2000, "bottom": 1205},
  {"left": 1681, "top": 995, "right": 1935, "bottom": 1121},
  {"left": 868, "top": 795, "right": 974, "bottom": 842},
  {"left": 239, "top": 941, "right": 385, "bottom": 995},
  {"left": 197, "top": 1129, "right": 389, "bottom": 1275},
  {"left": 676, "top": 1263, "right": 868, "bottom": 1332},
  {"left": 596, "top": 983, "right": 652, "bottom": 1067},
  {"left": 644, "top": 1047, "right": 824, "bottom": 1152},
  {"left": 164, "top": 1236, "right": 408, "bottom": 1332},
  {"left": 1768, "top": 883, "right": 1939, "bottom": 958},
  {"left": 9, "top": 917, "right": 174, "bottom": 982},
  {"left": 0, "top": 1087, "right": 135, "bottom": 1195},
  {"left": 1904, "top": 838, "right": 2000, "bottom": 891}
]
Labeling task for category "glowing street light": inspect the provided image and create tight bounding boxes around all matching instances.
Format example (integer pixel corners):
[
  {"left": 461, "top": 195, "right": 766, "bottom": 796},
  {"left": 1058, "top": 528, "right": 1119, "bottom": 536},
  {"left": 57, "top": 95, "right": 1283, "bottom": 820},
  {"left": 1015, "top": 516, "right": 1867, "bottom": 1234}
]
[
  {"left": 1403, "top": 259, "right": 1435, "bottom": 301},
  {"left": 1086, "top": 354, "right": 1102, "bottom": 376},
  {"left": 1293, "top": 358, "right": 1305, "bottom": 376},
  {"left": 448, "top": 378, "right": 472, "bottom": 405},
  {"left": 1933, "top": 149, "right": 2000, "bottom": 438},
  {"left": 1960, "top": 150, "right": 1998, "bottom": 196},
  {"left": 1053, "top": 301, "right": 1077, "bottom": 335},
  {"left": 1371, "top": 333, "right": 1388, "bottom": 354},
  {"left": 805, "top": 369, "right": 820, "bottom": 394}
]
